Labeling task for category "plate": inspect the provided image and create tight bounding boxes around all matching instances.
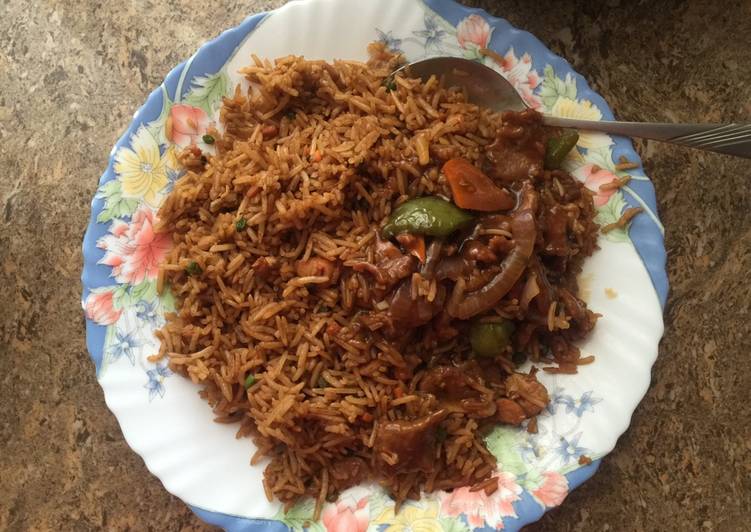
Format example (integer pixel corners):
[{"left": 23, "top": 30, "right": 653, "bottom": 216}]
[{"left": 81, "top": 0, "right": 667, "bottom": 530}]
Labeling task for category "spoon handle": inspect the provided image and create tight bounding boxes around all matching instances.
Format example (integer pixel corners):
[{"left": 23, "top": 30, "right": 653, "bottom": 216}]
[{"left": 542, "top": 116, "right": 751, "bottom": 159}]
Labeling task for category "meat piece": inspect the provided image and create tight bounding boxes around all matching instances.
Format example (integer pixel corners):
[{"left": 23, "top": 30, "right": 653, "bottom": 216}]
[
  {"left": 559, "top": 287, "right": 598, "bottom": 340},
  {"left": 252, "top": 256, "right": 277, "bottom": 280},
  {"left": 505, "top": 372, "right": 549, "bottom": 417},
  {"left": 374, "top": 409, "right": 449, "bottom": 473},
  {"left": 495, "top": 398, "right": 527, "bottom": 425},
  {"left": 462, "top": 240, "right": 498, "bottom": 263},
  {"left": 487, "top": 148, "right": 544, "bottom": 182},
  {"left": 419, "top": 366, "right": 480, "bottom": 401},
  {"left": 419, "top": 366, "right": 496, "bottom": 418},
  {"left": 330, "top": 457, "right": 369, "bottom": 492},
  {"left": 352, "top": 236, "right": 417, "bottom": 288},
  {"left": 296, "top": 257, "right": 338, "bottom": 283},
  {"left": 434, "top": 256, "right": 471, "bottom": 281},
  {"left": 375, "top": 236, "right": 402, "bottom": 262},
  {"left": 380, "top": 255, "right": 417, "bottom": 283},
  {"left": 352, "top": 255, "right": 416, "bottom": 286},
  {"left": 389, "top": 280, "right": 445, "bottom": 328},
  {"left": 485, "top": 110, "right": 547, "bottom": 182}
]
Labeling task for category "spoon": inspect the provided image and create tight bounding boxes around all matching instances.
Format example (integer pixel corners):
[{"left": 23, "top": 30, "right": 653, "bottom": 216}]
[{"left": 396, "top": 57, "right": 751, "bottom": 159}]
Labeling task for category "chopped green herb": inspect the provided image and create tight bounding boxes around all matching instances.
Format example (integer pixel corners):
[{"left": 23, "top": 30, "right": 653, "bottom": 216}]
[
  {"left": 285, "top": 110, "right": 296, "bottom": 120},
  {"left": 436, "top": 426, "right": 448, "bottom": 442},
  {"left": 235, "top": 217, "right": 247, "bottom": 231},
  {"left": 185, "top": 261, "right": 202, "bottom": 276},
  {"left": 202, "top": 134, "right": 215, "bottom": 144},
  {"left": 244, "top": 374, "right": 256, "bottom": 389},
  {"left": 383, "top": 77, "right": 397, "bottom": 92}
]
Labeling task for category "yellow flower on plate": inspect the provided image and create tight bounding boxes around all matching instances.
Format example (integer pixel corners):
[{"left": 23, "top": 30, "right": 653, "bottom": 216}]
[
  {"left": 162, "top": 144, "right": 181, "bottom": 172},
  {"left": 550, "top": 97, "right": 614, "bottom": 150},
  {"left": 373, "top": 501, "right": 443, "bottom": 532},
  {"left": 114, "top": 126, "right": 168, "bottom": 207}
]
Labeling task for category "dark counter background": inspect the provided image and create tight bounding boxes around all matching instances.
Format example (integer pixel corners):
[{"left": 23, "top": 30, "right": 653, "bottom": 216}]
[{"left": 1, "top": 0, "right": 750, "bottom": 530}]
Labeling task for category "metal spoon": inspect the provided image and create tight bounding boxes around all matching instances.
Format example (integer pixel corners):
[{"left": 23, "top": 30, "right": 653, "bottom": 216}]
[{"left": 396, "top": 57, "right": 751, "bottom": 159}]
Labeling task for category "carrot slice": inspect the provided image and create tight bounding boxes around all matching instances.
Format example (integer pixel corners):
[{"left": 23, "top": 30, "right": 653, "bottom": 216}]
[
  {"left": 442, "top": 158, "right": 514, "bottom": 211},
  {"left": 396, "top": 233, "right": 426, "bottom": 263}
]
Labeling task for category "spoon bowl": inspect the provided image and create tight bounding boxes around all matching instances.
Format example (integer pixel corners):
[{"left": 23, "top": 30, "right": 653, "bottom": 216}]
[
  {"left": 396, "top": 57, "right": 751, "bottom": 159},
  {"left": 394, "top": 56, "right": 527, "bottom": 113}
]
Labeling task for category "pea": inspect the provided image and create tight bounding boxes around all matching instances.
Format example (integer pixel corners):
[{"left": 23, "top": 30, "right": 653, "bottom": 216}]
[
  {"left": 544, "top": 130, "right": 579, "bottom": 169},
  {"left": 382, "top": 197, "right": 474, "bottom": 238},
  {"left": 470, "top": 319, "right": 516, "bottom": 357}
]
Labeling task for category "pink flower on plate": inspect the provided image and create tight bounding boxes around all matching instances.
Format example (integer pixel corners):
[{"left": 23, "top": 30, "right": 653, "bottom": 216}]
[
  {"left": 440, "top": 472, "right": 522, "bottom": 529},
  {"left": 97, "top": 205, "right": 171, "bottom": 285},
  {"left": 457, "top": 14, "right": 494, "bottom": 50},
  {"left": 84, "top": 288, "right": 122, "bottom": 325},
  {"left": 575, "top": 163, "right": 619, "bottom": 207},
  {"left": 531, "top": 471, "right": 569, "bottom": 508},
  {"left": 166, "top": 104, "right": 210, "bottom": 147},
  {"left": 491, "top": 48, "right": 542, "bottom": 109},
  {"left": 321, "top": 496, "right": 368, "bottom": 532}
]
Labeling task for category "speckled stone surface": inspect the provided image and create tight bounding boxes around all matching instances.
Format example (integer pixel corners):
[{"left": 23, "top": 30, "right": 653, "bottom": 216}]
[{"left": 2, "top": 1, "right": 750, "bottom": 530}]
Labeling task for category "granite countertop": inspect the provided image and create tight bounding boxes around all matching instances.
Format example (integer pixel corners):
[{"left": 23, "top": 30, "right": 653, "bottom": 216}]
[{"left": 1, "top": 0, "right": 750, "bottom": 530}]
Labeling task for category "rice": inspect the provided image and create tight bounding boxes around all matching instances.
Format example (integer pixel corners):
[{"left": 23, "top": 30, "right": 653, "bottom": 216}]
[
  {"left": 601, "top": 206, "right": 643, "bottom": 233},
  {"left": 155, "top": 42, "right": 600, "bottom": 517}
]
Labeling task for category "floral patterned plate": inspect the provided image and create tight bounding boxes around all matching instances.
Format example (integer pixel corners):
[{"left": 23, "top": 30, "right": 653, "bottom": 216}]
[{"left": 81, "top": 0, "right": 667, "bottom": 530}]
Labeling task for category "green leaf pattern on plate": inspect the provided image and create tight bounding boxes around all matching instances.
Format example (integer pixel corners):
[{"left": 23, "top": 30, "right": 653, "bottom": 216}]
[
  {"left": 595, "top": 191, "right": 630, "bottom": 242},
  {"left": 96, "top": 180, "right": 139, "bottom": 223},
  {"left": 273, "top": 499, "right": 321, "bottom": 531},
  {"left": 439, "top": 516, "right": 472, "bottom": 532},
  {"left": 184, "top": 71, "right": 230, "bottom": 115},
  {"left": 540, "top": 64, "right": 577, "bottom": 109}
]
